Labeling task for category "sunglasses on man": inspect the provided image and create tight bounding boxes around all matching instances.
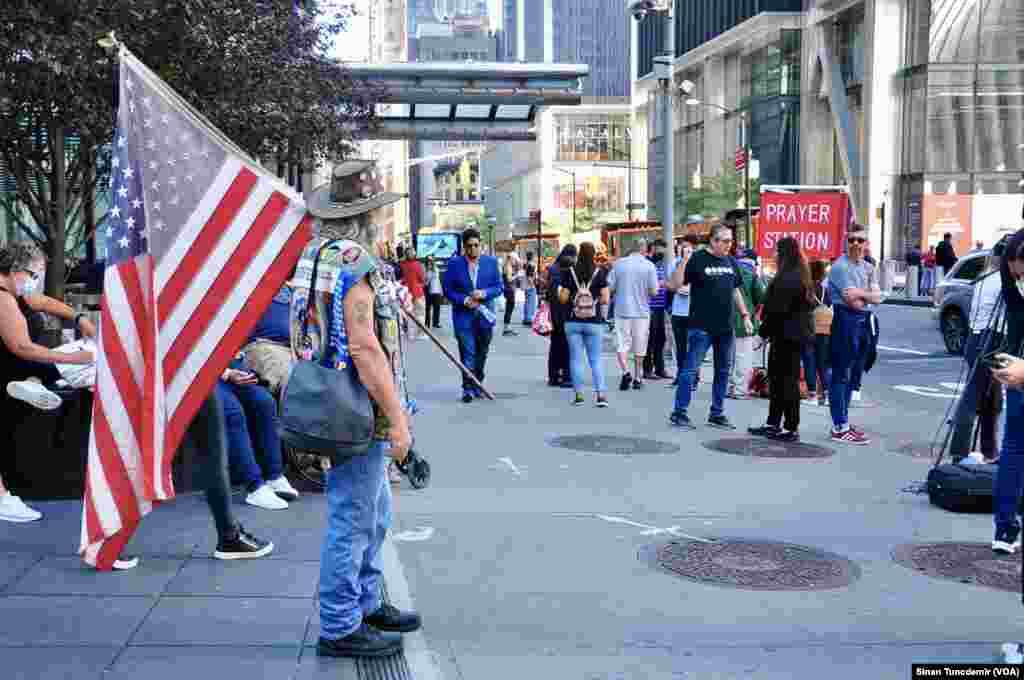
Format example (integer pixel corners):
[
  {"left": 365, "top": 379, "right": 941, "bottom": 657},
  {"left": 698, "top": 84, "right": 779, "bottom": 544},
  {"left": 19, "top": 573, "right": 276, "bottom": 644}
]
[{"left": 848, "top": 237, "right": 867, "bottom": 244}]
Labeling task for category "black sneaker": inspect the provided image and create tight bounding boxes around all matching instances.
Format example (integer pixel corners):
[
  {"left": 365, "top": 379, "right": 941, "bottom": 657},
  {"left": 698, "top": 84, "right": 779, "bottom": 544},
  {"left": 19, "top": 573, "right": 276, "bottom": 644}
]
[
  {"left": 632, "top": 378, "right": 643, "bottom": 390},
  {"left": 214, "top": 526, "right": 274, "bottom": 560},
  {"left": 619, "top": 373, "right": 632, "bottom": 391},
  {"left": 572, "top": 392, "right": 585, "bottom": 406},
  {"left": 767, "top": 430, "right": 800, "bottom": 443},
  {"left": 669, "top": 412, "right": 695, "bottom": 430},
  {"left": 748, "top": 425, "right": 781, "bottom": 438},
  {"left": 993, "top": 526, "right": 1021, "bottom": 555},
  {"left": 318, "top": 623, "right": 403, "bottom": 658},
  {"left": 595, "top": 395, "right": 609, "bottom": 408},
  {"left": 364, "top": 603, "right": 422, "bottom": 633},
  {"left": 461, "top": 390, "right": 474, "bottom": 403},
  {"left": 707, "top": 415, "right": 736, "bottom": 431}
]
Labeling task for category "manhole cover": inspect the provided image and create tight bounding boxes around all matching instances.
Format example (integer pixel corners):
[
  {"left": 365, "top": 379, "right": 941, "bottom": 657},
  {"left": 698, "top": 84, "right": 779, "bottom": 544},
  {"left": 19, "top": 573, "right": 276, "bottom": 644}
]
[
  {"left": 893, "top": 542, "right": 1021, "bottom": 592},
  {"left": 703, "top": 438, "right": 834, "bottom": 459},
  {"left": 654, "top": 539, "right": 860, "bottom": 591},
  {"left": 547, "top": 435, "right": 680, "bottom": 455}
]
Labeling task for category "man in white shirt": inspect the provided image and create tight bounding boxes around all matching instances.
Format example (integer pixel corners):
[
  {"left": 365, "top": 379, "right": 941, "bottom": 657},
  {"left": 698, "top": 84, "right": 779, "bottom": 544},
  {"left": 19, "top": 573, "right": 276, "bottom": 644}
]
[{"left": 607, "top": 239, "right": 659, "bottom": 390}]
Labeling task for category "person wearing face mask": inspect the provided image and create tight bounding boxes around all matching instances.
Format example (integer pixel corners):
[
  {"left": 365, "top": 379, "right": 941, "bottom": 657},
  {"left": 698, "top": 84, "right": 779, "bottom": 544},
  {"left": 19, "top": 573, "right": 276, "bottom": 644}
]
[{"left": 0, "top": 243, "right": 96, "bottom": 522}]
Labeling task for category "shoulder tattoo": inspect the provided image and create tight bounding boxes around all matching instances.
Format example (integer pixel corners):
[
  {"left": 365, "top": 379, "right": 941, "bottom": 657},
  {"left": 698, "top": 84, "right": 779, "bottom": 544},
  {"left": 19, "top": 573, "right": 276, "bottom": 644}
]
[{"left": 353, "top": 300, "right": 372, "bottom": 325}]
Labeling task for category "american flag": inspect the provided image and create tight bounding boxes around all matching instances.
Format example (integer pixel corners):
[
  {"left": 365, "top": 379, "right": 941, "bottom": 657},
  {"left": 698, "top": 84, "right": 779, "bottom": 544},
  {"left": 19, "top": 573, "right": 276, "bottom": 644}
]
[{"left": 80, "top": 49, "right": 312, "bottom": 569}]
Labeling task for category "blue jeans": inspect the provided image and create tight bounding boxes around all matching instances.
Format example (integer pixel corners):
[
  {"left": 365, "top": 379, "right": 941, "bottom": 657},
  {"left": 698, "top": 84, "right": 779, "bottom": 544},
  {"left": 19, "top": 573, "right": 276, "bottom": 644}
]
[
  {"left": 216, "top": 381, "right": 283, "bottom": 488},
  {"left": 319, "top": 440, "right": 391, "bottom": 640},
  {"left": 800, "top": 341, "right": 816, "bottom": 394},
  {"left": 814, "top": 334, "right": 831, "bottom": 398},
  {"left": 673, "top": 329, "right": 734, "bottom": 418},
  {"left": 995, "top": 389, "right": 1024, "bottom": 535},
  {"left": 454, "top": 321, "right": 494, "bottom": 392},
  {"left": 523, "top": 288, "right": 538, "bottom": 324},
  {"left": 565, "top": 322, "right": 608, "bottom": 392},
  {"left": 828, "top": 305, "right": 869, "bottom": 430}
]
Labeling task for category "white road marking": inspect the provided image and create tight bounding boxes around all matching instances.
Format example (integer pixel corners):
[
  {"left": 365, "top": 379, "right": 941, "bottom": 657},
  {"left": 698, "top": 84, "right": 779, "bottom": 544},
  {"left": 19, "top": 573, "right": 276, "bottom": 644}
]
[
  {"left": 392, "top": 526, "right": 435, "bottom": 542},
  {"left": 494, "top": 457, "right": 523, "bottom": 476},
  {"left": 382, "top": 539, "right": 445, "bottom": 679},
  {"left": 939, "top": 382, "right": 966, "bottom": 393},
  {"left": 594, "top": 515, "right": 714, "bottom": 543},
  {"left": 878, "top": 345, "right": 929, "bottom": 355},
  {"left": 893, "top": 385, "right": 957, "bottom": 399}
]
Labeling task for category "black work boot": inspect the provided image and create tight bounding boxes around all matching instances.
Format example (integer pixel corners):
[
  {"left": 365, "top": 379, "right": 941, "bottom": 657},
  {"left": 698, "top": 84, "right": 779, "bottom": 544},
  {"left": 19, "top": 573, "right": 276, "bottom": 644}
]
[
  {"left": 318, "top": 623, "right": 403, "bottom": 658},
  {"left": 364, "top": 602, "right": 422, "bottom": 633}
]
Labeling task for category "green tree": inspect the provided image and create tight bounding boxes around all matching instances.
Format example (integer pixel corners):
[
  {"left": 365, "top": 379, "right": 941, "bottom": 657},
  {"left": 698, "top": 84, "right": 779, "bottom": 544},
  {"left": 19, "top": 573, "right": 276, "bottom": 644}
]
[
  {"left": 679, "top": 160, "right": 762, "bottom": 220},
  {"left": 0, "top": 0, "right": 375, "bottom": 298}
]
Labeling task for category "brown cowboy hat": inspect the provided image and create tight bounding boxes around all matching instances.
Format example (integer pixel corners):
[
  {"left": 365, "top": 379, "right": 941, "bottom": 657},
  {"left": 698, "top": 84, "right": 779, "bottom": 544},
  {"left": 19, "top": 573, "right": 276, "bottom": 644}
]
[{"left": 307, "top": 159, "right": 404, "bottom": 220}]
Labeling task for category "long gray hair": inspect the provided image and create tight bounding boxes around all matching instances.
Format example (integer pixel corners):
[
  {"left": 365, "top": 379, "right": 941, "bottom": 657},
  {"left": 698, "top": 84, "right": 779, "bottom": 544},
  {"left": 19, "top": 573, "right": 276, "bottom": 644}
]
[{"left": 314, "top": 212, "right": 381, "bottom": 247}]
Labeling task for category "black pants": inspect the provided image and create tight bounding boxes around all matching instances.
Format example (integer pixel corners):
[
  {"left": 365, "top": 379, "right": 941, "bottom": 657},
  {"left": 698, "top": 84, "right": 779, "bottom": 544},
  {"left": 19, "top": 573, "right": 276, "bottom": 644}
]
[
  {"left": 548, "top": 320, "right": 569, "bottom": 384},
  {"left": 187, "top": 391, "right": 240, "bottom": 540},
  {"left": 4, "top": 355, "right": 61, "bottom": 387},
  {"left": 643, "top": 309, "right": 668, "bottom": 376},
  {"left": 427, "top": 293, "right": 443, "bottom": 328},
  {"left": 503, "top": 291, "right": 516, "bottom": 326},
  {"left": 950, "top": 331, "right": 1003, "bottom": 460},
  {"left": 767, "top": 339, "right": 802, "bottom": 432}
]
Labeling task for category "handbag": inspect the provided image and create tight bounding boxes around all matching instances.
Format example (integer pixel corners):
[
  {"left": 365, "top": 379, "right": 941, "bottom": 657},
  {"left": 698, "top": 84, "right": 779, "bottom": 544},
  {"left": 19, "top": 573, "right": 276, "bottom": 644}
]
[
  {"left": 812, "top": 294, "right": 833, "bottom": 336},
  {"left": 532, "top": 301, "right": 553, "bottom": 336},
  {"left": 279, "top": 240, "right": 375, "bottom": 461}
]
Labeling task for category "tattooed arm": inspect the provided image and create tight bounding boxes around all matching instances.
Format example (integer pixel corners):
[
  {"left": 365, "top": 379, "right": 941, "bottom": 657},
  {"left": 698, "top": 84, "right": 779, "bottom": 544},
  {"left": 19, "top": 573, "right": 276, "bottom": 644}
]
[{"left": 344, "top": 278, "right": 411, "bottom": 461}]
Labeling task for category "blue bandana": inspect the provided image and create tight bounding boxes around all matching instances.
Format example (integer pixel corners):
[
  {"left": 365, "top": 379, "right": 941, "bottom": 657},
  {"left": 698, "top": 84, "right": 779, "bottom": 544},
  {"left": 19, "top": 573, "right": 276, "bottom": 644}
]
[{"left": 324, "top": 268, "right": 362, "bottom": 370}]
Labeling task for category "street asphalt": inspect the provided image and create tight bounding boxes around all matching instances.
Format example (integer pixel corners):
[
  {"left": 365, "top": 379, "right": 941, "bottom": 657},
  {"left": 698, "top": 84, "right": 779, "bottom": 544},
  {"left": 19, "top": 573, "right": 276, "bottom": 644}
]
[{"left": 0, "top": 302, "right": 1016, "bottom": 680}]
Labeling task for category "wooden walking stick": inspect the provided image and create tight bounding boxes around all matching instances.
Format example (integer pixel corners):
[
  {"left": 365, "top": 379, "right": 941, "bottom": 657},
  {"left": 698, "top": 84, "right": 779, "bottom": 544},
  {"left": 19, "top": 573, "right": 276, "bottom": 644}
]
[{"left": 401, "top": 307, "right": 496, "bottom": 400}]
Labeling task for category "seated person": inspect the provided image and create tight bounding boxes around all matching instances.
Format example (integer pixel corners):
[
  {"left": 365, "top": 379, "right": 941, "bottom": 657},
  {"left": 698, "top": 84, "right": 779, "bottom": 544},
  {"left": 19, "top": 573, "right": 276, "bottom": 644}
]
[
  {"left": 0, "top": 244, "right": 95, "bottom": 523},
  {"left": 216, "top": 364, "right": 299, "bottom": 510},
  {"left": 240, "top": 282, "right": 294, "bottom": 398}
]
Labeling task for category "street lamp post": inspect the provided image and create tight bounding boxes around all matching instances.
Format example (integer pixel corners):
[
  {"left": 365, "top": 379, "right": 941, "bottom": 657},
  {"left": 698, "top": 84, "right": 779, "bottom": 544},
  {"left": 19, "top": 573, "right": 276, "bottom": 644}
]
[
  {"left": 553, "top": 166, "right": 577, "bottom": 233},
  {"left": 685, "top": 98, "right": 751, "bottom": 246}
]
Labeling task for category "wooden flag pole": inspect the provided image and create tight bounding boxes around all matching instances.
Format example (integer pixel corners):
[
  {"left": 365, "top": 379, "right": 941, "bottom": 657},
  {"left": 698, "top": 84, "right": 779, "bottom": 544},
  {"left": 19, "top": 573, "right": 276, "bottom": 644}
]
[{"left": 400, "top": 307, "right": 495, "bottom": 401}]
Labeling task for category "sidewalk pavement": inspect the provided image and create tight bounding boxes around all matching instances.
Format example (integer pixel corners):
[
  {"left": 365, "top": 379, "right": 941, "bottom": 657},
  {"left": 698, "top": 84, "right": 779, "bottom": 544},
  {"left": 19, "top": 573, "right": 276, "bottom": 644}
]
[{"left": 0, "top": 321, "right": 1017, "bottom": 679}]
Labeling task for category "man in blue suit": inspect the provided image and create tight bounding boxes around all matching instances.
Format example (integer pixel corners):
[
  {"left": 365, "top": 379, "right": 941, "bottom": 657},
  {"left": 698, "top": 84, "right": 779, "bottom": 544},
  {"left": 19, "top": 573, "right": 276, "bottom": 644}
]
[{"left": 443, "top": 228, "right": 503, "bottom": 403}]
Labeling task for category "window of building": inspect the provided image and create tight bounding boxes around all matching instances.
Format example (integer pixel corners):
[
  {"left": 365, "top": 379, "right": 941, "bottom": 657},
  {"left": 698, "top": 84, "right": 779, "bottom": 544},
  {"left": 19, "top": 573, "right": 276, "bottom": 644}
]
[
  {"left": 929, "top": 0, "right": 980, "bottom": 63},
  {"left": 836, "top": 11, "right": 866, "bottom": 87}
]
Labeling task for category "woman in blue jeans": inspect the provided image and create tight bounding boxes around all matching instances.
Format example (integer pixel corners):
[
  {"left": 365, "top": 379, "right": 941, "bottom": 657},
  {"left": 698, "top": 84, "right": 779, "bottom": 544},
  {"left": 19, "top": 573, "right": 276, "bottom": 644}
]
[
  {"left": 558, "top": 242, "right": 611, "bottom": 407},
  {"left": 216, "top": 366, "right": 299, "bottom": 510}
]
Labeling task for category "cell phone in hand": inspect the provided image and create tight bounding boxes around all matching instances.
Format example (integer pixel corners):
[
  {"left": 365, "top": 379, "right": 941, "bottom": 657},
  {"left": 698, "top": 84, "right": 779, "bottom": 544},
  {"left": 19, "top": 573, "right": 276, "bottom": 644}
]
[{"left": 982, "top": 352, "right": 1014, "bottom": 371}]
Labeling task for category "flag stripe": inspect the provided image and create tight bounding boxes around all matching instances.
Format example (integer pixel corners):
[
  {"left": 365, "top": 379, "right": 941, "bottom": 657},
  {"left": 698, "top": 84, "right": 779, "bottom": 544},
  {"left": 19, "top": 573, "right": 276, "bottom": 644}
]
[
  {"left": 100, "top": 280, "right": 144, "bottom": 443},
  {"left": 157, "top": 166, "right": 258, "bottom": 326},
  {"left": 154, "top": 158, "right": 239, "bottom": 291},
  {"left": 103, "top": 266, "right": 146, "bottom": 390},
  {"left": 164, "top": 198, "right": 306, "bottom": 413},
  {"left": 163, "top": 215, "right": 312, "bottom": 457},
  {"left": 91, "top": 397, "right": 143, "bottom": 530},
  {"left": 162, "top": 188, "right": 287, "bottom": 385},
  {"left": 158, "top": 179, "right": 276, "bottom": 360}
]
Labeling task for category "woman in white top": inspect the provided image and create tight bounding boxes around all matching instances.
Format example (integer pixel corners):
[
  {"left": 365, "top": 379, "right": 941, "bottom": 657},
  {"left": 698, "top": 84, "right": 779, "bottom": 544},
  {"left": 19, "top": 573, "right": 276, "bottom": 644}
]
[{"left": 949, "top": 248, "right": 1005, "bottom": 461}]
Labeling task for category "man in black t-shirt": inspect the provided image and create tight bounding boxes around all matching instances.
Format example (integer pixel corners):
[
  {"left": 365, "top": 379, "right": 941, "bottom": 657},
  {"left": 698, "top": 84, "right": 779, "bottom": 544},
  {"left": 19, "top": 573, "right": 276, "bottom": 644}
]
[{"left": 669, "top": 225, "right": 753, "bottom": 430}]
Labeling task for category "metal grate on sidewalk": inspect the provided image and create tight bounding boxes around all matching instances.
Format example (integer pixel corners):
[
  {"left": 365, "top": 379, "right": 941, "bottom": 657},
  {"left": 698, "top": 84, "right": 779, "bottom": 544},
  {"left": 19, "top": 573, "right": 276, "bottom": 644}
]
[{"left": 353, "top": 581, "right": 415, "bottom": 680}]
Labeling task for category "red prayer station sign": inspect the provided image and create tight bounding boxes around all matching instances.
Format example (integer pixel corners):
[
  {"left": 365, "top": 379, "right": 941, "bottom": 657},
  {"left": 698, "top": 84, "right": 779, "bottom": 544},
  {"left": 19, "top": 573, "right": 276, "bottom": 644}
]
[{"left": 756, "top": 191, "right": 851, "bottom": 261}]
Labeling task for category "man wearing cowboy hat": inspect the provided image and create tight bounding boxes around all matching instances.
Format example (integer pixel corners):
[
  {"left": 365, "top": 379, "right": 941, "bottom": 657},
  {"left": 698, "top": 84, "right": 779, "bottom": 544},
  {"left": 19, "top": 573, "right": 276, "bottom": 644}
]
[{"left": 296, "top": 160, "right": 421, "bottom": 659}]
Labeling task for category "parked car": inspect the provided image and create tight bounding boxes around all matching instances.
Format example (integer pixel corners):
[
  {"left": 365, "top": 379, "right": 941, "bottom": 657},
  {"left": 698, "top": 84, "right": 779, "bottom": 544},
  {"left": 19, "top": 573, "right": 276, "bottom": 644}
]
[{"left": 933, "top": 249, "right": 990, "bottom": 354}]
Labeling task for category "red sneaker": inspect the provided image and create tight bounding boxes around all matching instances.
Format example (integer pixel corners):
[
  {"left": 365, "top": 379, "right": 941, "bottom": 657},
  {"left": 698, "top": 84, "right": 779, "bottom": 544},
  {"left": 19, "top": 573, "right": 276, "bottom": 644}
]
[{"left": 830, "top": 428, "right": 870, "bottom": 446}]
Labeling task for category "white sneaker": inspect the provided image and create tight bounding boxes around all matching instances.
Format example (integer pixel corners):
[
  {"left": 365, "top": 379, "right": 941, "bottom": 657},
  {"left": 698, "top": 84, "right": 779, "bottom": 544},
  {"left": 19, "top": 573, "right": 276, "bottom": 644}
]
[
  {"left": 0, "top": 493, "right": 42, "bottom": 522},
  {"left": 245, "top": 483, "right": 289, "bottom": 510},
  {"left": 851, "top": 390, "right": 862, "bottom": 402},
  {"left": 266, "top": 475, "right": 299, "bottom": 502},
  {"left": 7, "top": 380, "right": 62, "bottom": 410}
]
